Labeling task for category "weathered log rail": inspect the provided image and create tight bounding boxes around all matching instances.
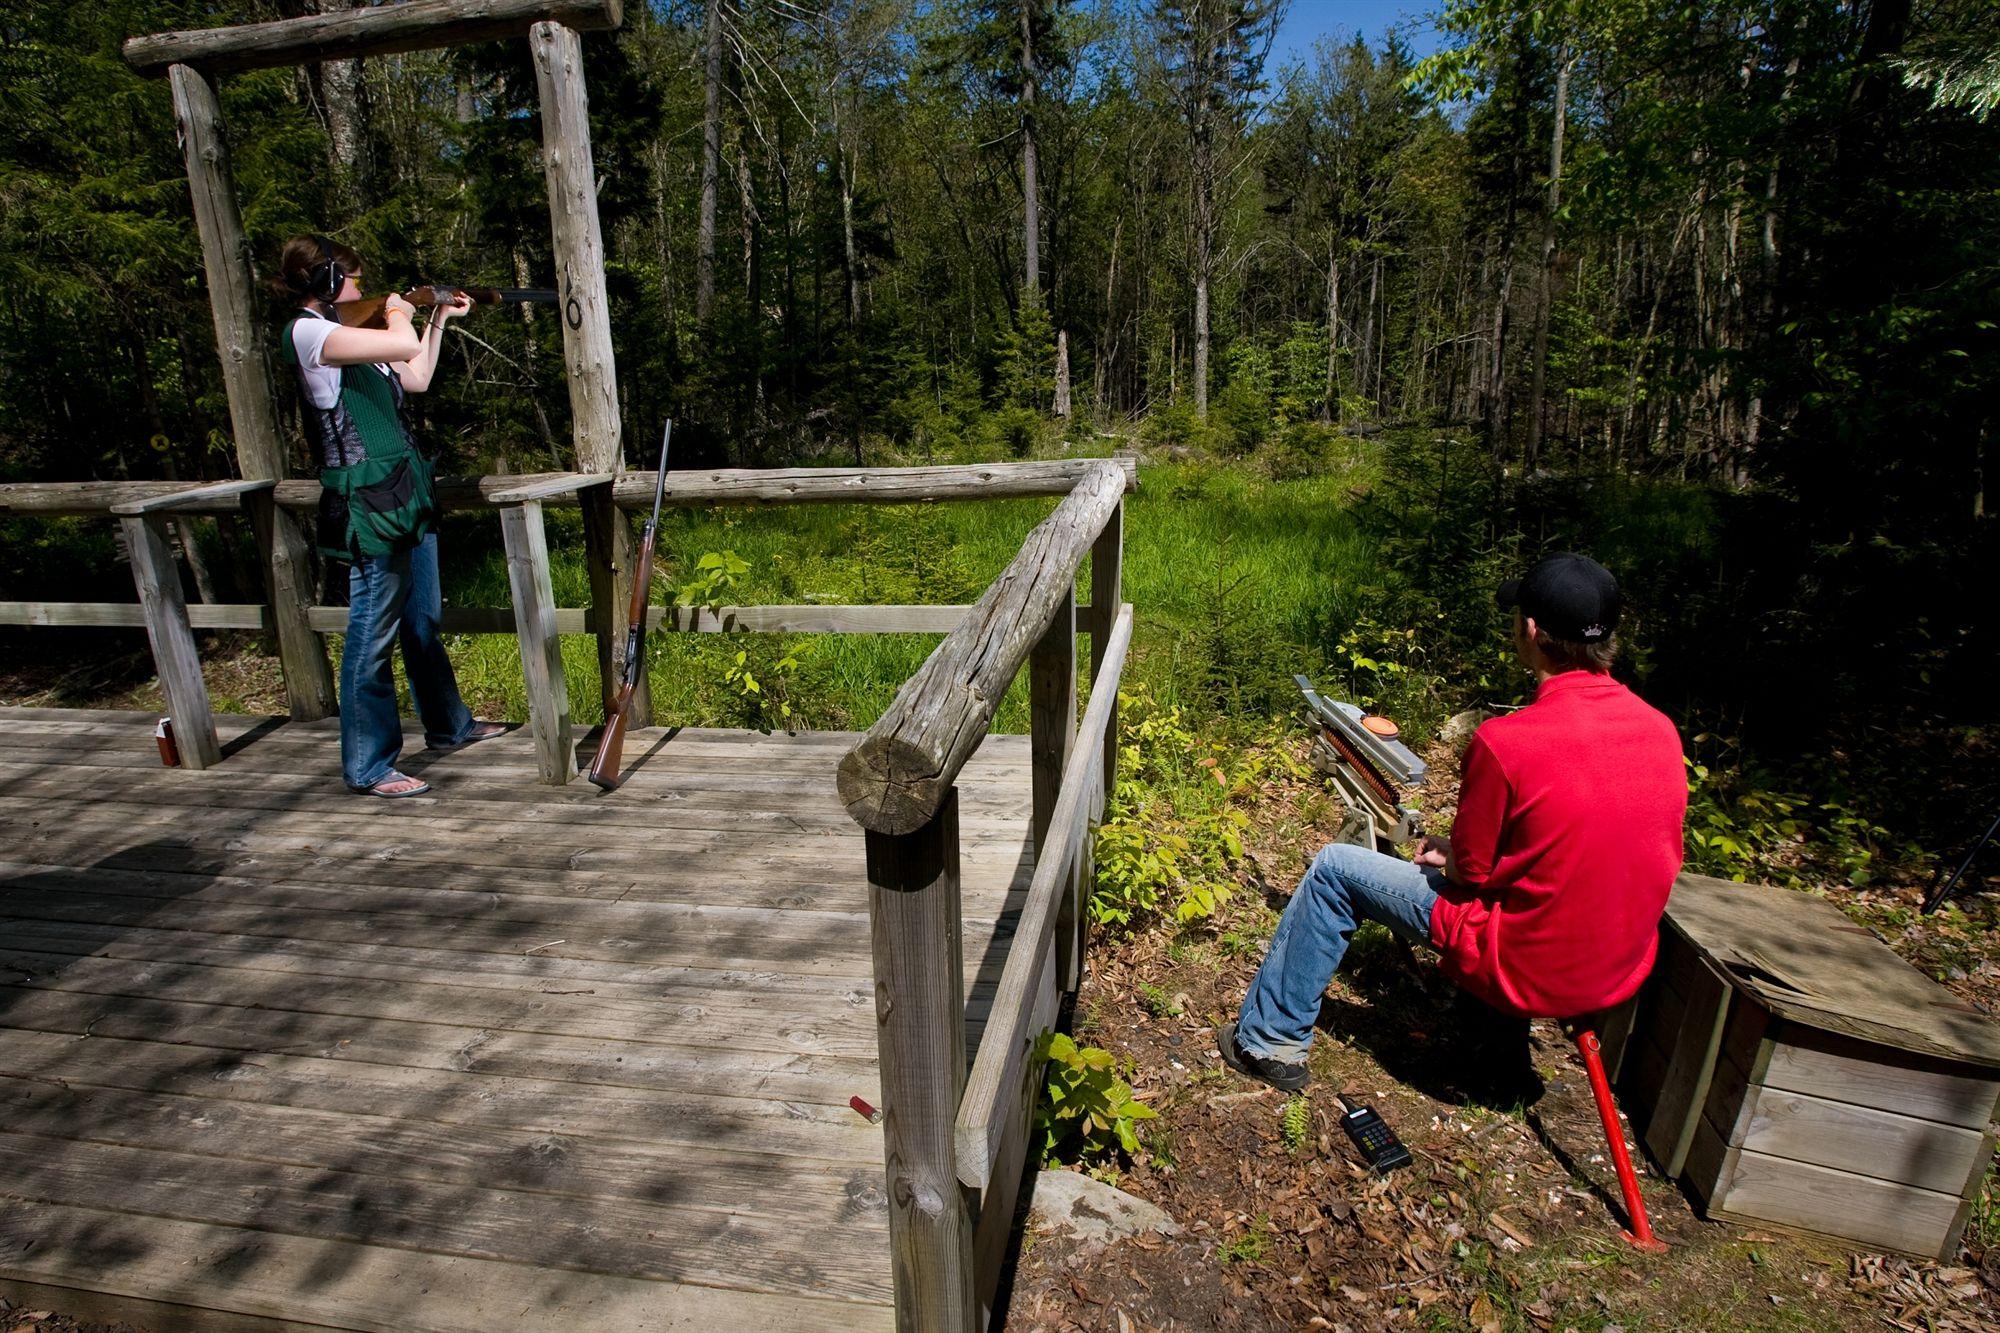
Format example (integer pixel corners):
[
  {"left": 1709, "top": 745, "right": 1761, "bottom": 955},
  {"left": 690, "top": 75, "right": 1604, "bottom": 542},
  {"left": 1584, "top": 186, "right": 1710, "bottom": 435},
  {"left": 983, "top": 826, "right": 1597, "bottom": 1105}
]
[
  {"left": 839, "top": 459, "right": 1129, "bottom": 1331},
  {"left": 0, "top": 458, "right": 1136, "bottom": 516},
  {"left": 123, "top": 0, "right": 625, "bottom": 75}
]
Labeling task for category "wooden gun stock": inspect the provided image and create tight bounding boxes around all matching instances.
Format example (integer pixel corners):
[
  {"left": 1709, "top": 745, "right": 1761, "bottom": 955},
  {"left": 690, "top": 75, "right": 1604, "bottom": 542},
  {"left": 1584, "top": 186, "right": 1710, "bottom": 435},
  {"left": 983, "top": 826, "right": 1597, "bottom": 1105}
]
[
  {"left": 588, "top": 683, "right": 635, "bottom": 789},
  {"left": 586, "top": 525, "right": 657, "bottom": 791}
]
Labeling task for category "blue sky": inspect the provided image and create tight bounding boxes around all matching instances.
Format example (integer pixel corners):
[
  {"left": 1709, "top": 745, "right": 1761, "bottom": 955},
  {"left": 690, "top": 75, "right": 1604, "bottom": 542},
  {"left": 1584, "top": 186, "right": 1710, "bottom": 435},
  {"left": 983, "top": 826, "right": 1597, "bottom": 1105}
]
[{"left": 1269, "top": 0, "right": 1441, "bottom": 71}]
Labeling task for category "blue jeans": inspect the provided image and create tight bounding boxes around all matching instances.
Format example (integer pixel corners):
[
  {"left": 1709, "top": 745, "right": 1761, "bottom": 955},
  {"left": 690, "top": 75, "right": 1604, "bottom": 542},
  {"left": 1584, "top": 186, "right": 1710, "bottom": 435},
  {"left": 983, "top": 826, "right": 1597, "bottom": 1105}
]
[
  {"left": 339, "top": 533, "right": 474, "bottom": 789},
  {"left": 1236, "top": 842, "right": 1443, "bottom": 1064}
]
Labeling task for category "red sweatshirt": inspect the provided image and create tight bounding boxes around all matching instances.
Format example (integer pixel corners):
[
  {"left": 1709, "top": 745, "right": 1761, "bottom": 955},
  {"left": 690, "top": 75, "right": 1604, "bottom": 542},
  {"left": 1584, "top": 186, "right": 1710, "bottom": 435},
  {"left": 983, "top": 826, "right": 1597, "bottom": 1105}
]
[{"left": 1429, "top": 670, "right": 1687, "bottom": 1018}]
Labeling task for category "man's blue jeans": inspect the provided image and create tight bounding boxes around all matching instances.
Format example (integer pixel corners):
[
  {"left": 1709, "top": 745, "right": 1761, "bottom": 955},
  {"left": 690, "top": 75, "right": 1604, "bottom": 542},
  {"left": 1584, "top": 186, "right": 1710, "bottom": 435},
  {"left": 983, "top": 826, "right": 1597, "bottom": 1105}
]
[
  {"left": 340, "top": 533, "right": 475, "bottom": 789},
  {"left": 1235, "top": 842, "right": 1443, "bottom": 1064}
]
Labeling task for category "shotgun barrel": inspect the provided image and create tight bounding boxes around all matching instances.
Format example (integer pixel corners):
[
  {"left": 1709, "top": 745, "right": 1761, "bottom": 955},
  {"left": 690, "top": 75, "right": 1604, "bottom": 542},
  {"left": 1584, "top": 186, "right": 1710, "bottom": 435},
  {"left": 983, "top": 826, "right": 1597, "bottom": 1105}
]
[
  {"left": 332, "top": 285, "right": 559, "bottom": 329},
  {"left": 588, "top": 422, "right": 673, "bottom": 791}
]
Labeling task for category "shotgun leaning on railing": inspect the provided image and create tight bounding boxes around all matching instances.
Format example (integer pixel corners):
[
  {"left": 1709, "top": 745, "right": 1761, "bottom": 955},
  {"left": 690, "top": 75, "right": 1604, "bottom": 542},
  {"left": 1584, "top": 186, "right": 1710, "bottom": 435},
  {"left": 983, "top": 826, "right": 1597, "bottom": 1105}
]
[{"left": 587, "top": 420, "right": 672, "bottom": 790}]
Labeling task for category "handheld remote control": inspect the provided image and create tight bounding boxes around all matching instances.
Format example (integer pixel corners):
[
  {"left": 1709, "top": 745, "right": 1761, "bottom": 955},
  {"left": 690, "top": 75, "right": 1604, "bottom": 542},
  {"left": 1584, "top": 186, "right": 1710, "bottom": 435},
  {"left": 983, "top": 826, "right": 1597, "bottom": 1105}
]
[{"left": 1337, "top": 1096, "right": 1412, "bottom": 1172}]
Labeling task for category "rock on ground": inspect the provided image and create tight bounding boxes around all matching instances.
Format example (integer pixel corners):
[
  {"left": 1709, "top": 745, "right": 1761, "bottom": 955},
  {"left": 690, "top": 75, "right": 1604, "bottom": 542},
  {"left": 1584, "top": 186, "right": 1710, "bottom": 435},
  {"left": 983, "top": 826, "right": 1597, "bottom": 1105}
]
[{"left": 1029, "top": 1169, "right": 1181, "bottom": 1248}]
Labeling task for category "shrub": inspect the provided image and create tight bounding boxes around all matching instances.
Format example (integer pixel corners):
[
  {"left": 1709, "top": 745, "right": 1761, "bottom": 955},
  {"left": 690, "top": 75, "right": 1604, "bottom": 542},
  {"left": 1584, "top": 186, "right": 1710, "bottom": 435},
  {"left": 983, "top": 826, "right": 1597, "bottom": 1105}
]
[{"left": 1033, "top": 1031, "right": 1157, "bottom": 1165}]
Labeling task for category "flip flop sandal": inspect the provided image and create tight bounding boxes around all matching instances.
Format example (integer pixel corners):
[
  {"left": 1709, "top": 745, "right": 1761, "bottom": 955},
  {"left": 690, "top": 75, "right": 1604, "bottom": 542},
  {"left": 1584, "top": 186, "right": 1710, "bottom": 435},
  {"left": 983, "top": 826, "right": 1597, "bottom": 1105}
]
[
  {"left": 430, "top": 721, "right": 508, "bottom": 753},
  {"left": 361, "top": 771, "right": 431, "bottom": 799}
]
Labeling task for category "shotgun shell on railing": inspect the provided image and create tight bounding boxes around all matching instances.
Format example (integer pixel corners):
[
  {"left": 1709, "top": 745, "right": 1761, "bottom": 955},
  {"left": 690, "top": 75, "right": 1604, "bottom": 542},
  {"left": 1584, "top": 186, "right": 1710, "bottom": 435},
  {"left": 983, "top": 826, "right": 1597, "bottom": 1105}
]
[{"left": 849, "top": 1095, "right": 884, "bottom": 1125}]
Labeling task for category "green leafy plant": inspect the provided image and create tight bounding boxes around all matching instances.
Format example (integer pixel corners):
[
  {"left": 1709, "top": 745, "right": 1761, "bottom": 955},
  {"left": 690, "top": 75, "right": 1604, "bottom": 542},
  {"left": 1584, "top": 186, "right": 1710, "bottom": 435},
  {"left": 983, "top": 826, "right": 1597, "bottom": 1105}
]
[
  {"left": 671, "top": 549, "right": 750, "bottom": 612},
  {"left": 722, "top": 643, "right": 802, "bottom": 733},
  {"left": 1281, "top": 1096, "right": 1312, "bottom": 1153},
  {"left": 1033, "top": 1031, "right": 1157, "bottom": 1166},
  {"left": 1216, "top": 1213, "right": 1273, "bottom": 1265},
  {"left": 1137, "top": 981, "right": 1182, "bottom": 1018},
  {"left": 1089, "top": 686, "right": 1261, "bottom": 931}
]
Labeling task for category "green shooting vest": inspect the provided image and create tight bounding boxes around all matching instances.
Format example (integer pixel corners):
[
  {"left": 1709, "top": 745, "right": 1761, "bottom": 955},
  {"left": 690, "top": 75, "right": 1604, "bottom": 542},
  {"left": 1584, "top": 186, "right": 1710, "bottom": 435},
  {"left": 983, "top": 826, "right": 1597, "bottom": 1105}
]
[{"left": 280, "top": 312, "right": 438, "bottom": 561}]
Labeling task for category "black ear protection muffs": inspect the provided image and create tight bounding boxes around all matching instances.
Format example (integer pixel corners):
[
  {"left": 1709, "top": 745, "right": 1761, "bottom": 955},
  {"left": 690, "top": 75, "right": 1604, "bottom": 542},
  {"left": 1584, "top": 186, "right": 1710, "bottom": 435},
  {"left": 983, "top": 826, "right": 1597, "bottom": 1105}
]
[{"left": 304, "top": 234, "right": 345, "bottom": 302}]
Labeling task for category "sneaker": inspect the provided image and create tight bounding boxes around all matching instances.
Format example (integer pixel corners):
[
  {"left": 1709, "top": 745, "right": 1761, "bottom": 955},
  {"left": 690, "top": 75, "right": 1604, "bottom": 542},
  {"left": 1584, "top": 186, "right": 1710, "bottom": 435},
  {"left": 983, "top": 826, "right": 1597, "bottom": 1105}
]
[{"left": 1218, "top": 1020, "right": 1309, "bottom": 1093}]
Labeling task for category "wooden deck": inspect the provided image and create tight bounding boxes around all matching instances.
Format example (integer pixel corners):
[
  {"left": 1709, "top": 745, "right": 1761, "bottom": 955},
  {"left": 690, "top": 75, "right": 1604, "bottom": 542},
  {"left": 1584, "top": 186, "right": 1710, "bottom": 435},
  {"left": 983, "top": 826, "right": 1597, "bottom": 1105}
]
[{"left": 0, "top": 705, "right": 1038, "bottom": 1331}]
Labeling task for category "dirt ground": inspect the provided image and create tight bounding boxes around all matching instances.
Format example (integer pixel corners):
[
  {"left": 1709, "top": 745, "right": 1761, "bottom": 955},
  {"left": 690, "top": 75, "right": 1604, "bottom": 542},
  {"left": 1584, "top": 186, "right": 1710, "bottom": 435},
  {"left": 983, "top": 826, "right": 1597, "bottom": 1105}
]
[{"left": 1004, "top": 737, "right": 2000, "bottom": 1333}]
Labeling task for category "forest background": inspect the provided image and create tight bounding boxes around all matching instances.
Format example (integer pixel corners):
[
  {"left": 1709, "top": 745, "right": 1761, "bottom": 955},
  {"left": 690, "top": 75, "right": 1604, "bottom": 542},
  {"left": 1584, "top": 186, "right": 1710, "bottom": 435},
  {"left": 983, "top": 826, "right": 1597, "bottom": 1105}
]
[{"left": 1, "top": 0, "right": 1997, "bottom": 889}]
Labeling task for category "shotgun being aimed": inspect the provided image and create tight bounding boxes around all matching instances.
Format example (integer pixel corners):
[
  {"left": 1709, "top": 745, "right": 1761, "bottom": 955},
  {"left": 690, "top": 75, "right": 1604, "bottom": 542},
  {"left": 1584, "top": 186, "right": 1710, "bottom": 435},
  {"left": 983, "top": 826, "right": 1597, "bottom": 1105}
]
[
  {"left": 333, "top": 285, "right": 559, "bottom": 329},
  {"left": 588, "top": 420, "right": 673, "bottom": 791}
]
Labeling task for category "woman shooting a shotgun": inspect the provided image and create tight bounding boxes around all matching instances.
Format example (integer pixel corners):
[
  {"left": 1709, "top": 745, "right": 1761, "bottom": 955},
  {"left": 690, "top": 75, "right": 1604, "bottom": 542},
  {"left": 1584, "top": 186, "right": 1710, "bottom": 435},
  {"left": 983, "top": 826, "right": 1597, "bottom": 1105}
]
[{"left": 273, "top": 234, "right": 504, "bottom": 797}]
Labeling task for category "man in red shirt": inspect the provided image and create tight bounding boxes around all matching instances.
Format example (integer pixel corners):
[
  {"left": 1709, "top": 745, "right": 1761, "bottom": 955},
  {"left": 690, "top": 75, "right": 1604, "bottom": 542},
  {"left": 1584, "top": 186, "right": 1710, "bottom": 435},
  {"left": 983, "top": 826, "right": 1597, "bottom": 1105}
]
[{"left": 1221, "top": 554, "right": 1687, "bottom": 1095}]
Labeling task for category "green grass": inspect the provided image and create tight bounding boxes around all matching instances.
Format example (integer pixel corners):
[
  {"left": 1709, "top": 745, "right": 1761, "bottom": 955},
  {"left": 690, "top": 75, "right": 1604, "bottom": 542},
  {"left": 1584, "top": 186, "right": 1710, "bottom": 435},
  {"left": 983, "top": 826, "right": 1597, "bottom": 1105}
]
[{"left": 389, "top": 453, "right": 1388, "bottom": 735}]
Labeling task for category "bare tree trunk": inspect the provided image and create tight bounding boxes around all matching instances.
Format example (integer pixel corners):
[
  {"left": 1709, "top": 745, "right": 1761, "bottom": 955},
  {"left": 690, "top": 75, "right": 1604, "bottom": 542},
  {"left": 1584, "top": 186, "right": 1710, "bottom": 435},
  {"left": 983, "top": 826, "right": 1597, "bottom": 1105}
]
[
  {"left": 696, "top": 0, "right": 724, "bottom": 327},
  {"left": 738, "top": 126, "right": 766, "bottom": 460},
  {"left": 1020, "top": 0, "right": 1041, "bottom": 303},
  {"left": 1486, "top": 249, "right": 1515, "bottom": 463},
  {"left": 1054, "top": 329, "right": 1071, "bottom": 418},
  {"left": 1525, "top": 52, "right": 1572, "bottom": 475},
  {"left": 1359, "top": 247, "right": 1379, "bottom": 406},
  {"left": 1323, "top": 239, "right": 1341, "bottom": 420}
]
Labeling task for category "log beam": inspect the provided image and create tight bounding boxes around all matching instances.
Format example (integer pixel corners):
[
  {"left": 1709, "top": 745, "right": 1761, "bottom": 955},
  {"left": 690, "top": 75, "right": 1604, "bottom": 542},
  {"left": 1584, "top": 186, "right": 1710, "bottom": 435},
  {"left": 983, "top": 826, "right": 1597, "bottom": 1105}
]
[
  {"left": 121, "top": 516, "right": 222, "bottom": 770},
  {"left": 126, "top": 0, "right": 623, "bottom": 77},
  {"left": 865, "top": 794, "right": 979, "bottom": 1332},
  {"left": 0, "top": 459, "right": 1137, "bottom": 517},
  {"left": 531, "top": 20, "right": 638, "bottom": 724},
  {"left": 168, "top": 64, "right": 336, "bottom": 722},
  {"left": 837, "top": 462, "right": 1124, "bottom": 835}
]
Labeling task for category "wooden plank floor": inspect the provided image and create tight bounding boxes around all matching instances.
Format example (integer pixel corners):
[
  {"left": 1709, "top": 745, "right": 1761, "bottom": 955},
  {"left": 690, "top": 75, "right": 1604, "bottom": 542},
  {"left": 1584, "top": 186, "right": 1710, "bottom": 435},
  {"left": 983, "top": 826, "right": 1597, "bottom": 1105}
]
[{"left": 0, "top": 706, "right": 1037, "bottom": 1331}]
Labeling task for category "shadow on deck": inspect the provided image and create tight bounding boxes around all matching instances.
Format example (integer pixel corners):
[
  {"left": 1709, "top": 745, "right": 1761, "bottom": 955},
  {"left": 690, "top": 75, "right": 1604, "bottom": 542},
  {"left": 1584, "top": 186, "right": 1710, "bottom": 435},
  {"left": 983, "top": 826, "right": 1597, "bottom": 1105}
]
[{"left": 0, "top": 705, "right": 1036, "bottom": 1331}]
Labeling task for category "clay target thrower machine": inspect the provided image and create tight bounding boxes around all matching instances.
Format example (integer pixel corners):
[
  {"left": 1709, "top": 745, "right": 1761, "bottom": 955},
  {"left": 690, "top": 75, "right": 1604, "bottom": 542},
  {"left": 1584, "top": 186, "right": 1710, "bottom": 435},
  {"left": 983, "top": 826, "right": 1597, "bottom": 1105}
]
[{"left": 1295, "top": 673, "right": 1427, "bottom": 846}]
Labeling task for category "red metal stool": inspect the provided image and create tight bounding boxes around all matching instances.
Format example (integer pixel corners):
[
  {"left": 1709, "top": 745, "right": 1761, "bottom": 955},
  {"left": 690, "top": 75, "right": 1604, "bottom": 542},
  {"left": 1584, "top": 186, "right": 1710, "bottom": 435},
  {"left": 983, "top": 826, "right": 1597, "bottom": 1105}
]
[{"left": 1568, "top": 1023, "right": 1667, "bottom": 1252}]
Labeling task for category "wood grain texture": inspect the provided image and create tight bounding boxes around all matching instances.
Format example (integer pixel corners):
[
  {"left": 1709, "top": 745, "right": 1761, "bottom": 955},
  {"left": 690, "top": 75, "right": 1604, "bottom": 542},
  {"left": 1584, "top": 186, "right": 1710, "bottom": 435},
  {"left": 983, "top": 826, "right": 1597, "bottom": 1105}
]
[
  {"left": 500, "top": 500, "right": 577, "bottom": 783},
  {"left": 302, "top": 602, "right": 977, "bottom": 635},
  {"left": 119, "top": 515, "right": 219, "bottom": 770},
  {"left": 0, "top": 707, "right": 1042, "bottom": 1329},
  {"left": 489, "top": 470, "right": 615, "bottom": 503},
  {"left": 1029, "top": 591, "right": 1078, "bottom": 990},
  {"left": 0, "top": 458, "right": 1137, "bottom": 516},
  {"left": 0, "top": 601, "right": 269, "bottom": 629},
  {"left": 1088, "top": 498, "right": 1123, "bottom": 808},
  {"left": 531, "top": 20, "right": 633, "bottom": 721},
  {"left": 957, "top": 605, "right": 1131, "bottom": 1190},
  {"left": 126, "top": 0, "right": 624, "bottom": 75},
  {"left": 1642, "top": 950, "right": 1732, "bottom": 1177},
  {"left": 1667, "top": 872, "right": 2000, "bottom": 1067},
  {"left": 1686, "top": 1115, "right": 1967, "bottom": 1259},
  {"left": 166, "top": 63, "right": 334, "bottom": 720},
  {"left": 865, "top": 794, "right": 979, "bottom": 1332},
  {"left": 1704, "top": 1051, "right": 1987, "bottom": 1194},
  {"left": 109, "top": 478, "right": 273, "bottom": 516},
  {"left": 839, "top": 462, "right": 1124, "bottom": 835}
]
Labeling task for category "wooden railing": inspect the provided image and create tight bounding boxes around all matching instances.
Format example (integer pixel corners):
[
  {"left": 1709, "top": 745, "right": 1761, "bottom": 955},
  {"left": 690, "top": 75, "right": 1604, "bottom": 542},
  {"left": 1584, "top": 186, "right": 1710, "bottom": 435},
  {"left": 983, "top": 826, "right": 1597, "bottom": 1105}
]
[
  {"left": 837, "top": 459, "right": 1129, "bottom": 1331},
  {"left": 0, "top": 458, "right": 1134, "bottom": 782}
]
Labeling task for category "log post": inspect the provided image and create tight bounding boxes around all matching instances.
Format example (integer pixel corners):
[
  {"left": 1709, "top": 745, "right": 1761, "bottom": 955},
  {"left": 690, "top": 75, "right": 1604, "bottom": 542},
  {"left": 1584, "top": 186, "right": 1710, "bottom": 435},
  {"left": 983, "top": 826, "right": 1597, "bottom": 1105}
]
[
  {"left": 530, "top": 20, "right": 644, "bottom": 725},
  {"left": 499, "top": 500, "right": 577, "bottom": 784},
  {"left": 122, "top": 515, "right": 221, "bottom": 770},
  {"left": 1030, "top": 590, "right": 1079, "bottom": 990},
  {"left": 168, "top": 63, "right": 336, "bottom": 722},
  {"left": 1088, "top": 497, "right": 1123, "bottom": 813},
  {"left": 865, "top": 792, "right": 978, "bottom": 1332}
]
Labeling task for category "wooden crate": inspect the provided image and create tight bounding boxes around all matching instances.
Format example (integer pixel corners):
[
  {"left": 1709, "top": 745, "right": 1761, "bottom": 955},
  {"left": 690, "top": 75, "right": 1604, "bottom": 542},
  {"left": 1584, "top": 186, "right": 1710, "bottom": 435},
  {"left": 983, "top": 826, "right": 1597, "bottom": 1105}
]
[{"left": 1608, "top": 874, "right": 2000, "bottom": 1260}]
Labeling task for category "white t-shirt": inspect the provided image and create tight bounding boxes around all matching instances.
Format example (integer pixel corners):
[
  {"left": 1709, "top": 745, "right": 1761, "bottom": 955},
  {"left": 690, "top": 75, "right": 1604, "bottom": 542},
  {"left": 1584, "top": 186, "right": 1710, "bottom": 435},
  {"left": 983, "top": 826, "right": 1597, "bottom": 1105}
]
[{"left": 288, "top": 311, "right": 395, "bottom": 409}]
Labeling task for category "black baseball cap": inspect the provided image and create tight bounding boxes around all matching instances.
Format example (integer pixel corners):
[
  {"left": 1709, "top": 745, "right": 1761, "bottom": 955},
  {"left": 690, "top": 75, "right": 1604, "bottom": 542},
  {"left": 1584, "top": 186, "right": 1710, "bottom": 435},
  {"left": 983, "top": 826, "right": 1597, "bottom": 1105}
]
[{"left": 1497, "top": 553, "right": 1621, "bottom": 643}]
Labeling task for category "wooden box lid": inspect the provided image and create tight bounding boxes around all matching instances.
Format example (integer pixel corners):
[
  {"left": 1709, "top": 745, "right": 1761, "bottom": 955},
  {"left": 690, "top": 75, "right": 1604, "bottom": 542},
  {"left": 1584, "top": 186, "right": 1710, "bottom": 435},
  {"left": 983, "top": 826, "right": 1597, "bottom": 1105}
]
[{"left": 1665, "top": 874, "right": 2000, "bottom": 1071}]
